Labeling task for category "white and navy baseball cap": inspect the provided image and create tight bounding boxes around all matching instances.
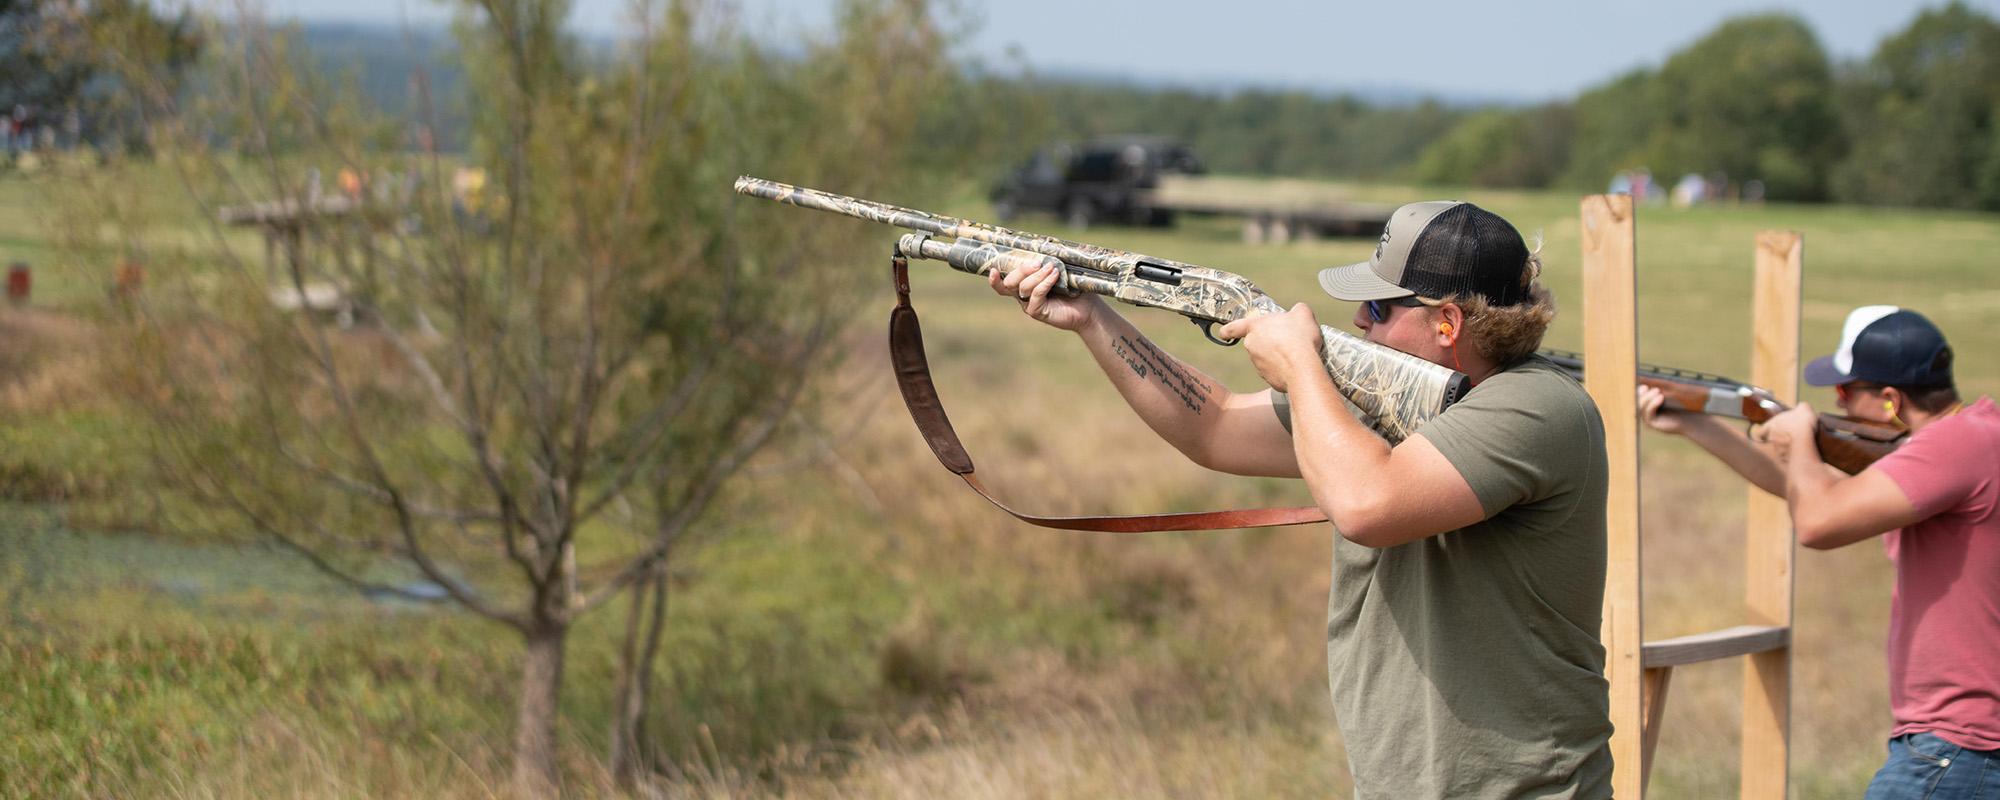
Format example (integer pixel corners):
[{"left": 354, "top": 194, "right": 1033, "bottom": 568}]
[{"left": 1803, "top": 305, "right": 1954, "bottom": 387}]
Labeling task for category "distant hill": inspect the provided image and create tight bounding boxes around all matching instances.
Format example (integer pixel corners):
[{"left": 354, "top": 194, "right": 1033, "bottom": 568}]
[
  {"left": 296, "top": 22, "right": 469, "bottom": 149},
  {"left": 283, "top": 21, "right": 1492, "bottom": 163},
  {"left": 1029, "top": 64, "right": 1530, "bottom": 108},
  {"left": 275, "top": 22, "right": 1477, "bottom": 179}
]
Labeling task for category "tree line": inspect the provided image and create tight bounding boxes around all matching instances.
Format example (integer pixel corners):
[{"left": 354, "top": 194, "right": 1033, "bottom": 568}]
[
  {"left": 1018, "top": 3, "right": 2000, "bottom": 210},
  {"left": 19, "top": 3, "right": 1998, "bottom": 210},
  {"left": 1413, "top": 3, "right": 2000, "bottom": 209}
]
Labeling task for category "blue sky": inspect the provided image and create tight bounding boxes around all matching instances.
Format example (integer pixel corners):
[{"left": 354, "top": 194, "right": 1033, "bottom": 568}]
[{"left": 265, "top": 0, "right": 2000, "bottom": 102}]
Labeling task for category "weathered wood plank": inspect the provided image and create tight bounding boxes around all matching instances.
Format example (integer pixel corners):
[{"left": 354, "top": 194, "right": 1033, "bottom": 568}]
[
  {"left": 1581, "top": 194, "right": 1645, "bottom": 799},
  {"left": 1743, "top": 231, "right": 1801, "bottom": 800},
  {"left": 1642, "top": 666, "right": 1674, "bottom": 795},
  {"left": 1642, "top": 624, "right": 1789, "bottom": 668}
]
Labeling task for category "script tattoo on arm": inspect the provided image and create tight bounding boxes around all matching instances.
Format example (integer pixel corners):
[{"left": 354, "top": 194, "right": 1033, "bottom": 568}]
[{"left": 1112, "top": 334, "right": 1215, "bottom": 415}]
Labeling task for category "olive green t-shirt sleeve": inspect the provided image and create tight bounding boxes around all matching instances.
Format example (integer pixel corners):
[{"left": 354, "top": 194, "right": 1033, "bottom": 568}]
[
  {"left": 1269, "top": 389, "right": 1375, "bottom": 437},
  {"left": 1416, "top": 368, "right": 1583, "bottom": 517}
]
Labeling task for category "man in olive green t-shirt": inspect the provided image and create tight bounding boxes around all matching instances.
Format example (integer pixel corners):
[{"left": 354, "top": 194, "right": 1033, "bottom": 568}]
[{"left": 993, "top": 200, "right": 1612, "bottom": 798}]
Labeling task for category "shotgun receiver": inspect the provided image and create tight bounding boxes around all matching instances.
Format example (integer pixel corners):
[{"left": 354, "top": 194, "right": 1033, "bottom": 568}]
[
  {"left": 735, "top": 177, "right": 1471, "bottom": 444},
  {"left": 1538, "top": 349, "right": 1904, "bottom": 474}
]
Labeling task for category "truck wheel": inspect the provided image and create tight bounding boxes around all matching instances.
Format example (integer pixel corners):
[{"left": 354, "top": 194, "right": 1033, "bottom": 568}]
[
  {"left": 1064, "top": 197, "right": 1095, "bottom": 230},
  {"left": 1145, "top": 208, "right": 1176, "bottom": 227},
  {"left": 1242, "top": 217, "right": 1266, "bottom": 245},
  {"left": 1267, "top": 218, "right": 1292, "bottom": 245}
]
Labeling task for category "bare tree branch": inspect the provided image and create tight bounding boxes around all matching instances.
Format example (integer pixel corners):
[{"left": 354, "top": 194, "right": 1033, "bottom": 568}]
[
  {"left": 273, "top": 442, "right": 501, "bottom": 525},
  {"left": 575, "top": 319, "right": 831, "bottom": 616}
]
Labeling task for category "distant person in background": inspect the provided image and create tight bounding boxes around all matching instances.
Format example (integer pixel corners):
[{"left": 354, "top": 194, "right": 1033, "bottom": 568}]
[
  {"left": 9, "top": 105, "right": 31, "bottom": 156},
  {"left": 337, "top": 167, "right": 363, "bottom": 199},
  {"left": 1630, "top": 168, "right": 1652, "bottom": 204},
  {"left": 451, "top": 167, "right": 496, "bottom": 234},
  {"left": 1609, "top": 170, "right": 1634, "bottom": 196},
  {"left": 1671, "top": 173, "right": 1708, "bottom": 208},
  {"left": 1639, "top": 306, "right": 1999, "bottom": 799}
]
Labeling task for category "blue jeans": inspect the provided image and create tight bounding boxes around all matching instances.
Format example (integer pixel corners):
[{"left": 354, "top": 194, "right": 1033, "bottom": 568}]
[{"left": 1865, "top": 731, "right": 2000, "bottom": 799}]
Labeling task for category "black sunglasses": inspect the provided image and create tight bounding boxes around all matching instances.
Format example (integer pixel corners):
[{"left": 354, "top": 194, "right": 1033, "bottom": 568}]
[{"left": 1365, "top": 296, "right": 1428, "bottom": 323}]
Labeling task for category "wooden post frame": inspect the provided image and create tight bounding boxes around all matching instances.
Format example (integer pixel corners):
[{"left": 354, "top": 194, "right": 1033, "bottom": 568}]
[
  {"left": 1580, "top": 202, "right": 1804, "bottom": 797},
  {"left": 1741, "top": 231, "right": 1801, "bottom": 799},
  {"left": 1580, "top": 194, "right": 1645, "bottom": 799}
]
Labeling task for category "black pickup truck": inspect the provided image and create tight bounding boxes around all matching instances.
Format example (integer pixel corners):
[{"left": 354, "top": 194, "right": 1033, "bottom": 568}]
[
  {"left": 990, "top": 137, "right": 1391, "bottom": 242},
  {"left": 989, "top": 136, "right": 1203, "bottom": 229}
]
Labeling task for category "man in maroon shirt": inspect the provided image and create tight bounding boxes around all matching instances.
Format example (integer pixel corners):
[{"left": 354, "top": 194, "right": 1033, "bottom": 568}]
[{"left": 1641, "top": 306, "right": 1998, "bottom": 798}]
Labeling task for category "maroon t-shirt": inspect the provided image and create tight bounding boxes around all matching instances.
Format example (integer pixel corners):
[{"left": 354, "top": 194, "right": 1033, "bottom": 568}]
[{"left": 1872, "top": 396, "right": 2000, "bottom": 751}]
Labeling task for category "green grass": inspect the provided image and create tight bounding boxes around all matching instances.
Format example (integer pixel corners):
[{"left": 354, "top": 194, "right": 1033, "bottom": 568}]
[
  {"left": 2, "top": 503, "right": 510, "bottom": 794},
  {"left": 0, "top": 496, "right": 941, "bottom": 795}
]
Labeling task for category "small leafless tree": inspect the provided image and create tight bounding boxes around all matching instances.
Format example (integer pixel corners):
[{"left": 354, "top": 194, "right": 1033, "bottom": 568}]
[{"left": 72, "top": 0, "right": 960, "bottom": 792}]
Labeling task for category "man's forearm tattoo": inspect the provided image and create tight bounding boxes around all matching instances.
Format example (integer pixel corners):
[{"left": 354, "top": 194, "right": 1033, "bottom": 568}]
[{"left": 1113, "top": 334, "right": 1214, "bottom": 414}]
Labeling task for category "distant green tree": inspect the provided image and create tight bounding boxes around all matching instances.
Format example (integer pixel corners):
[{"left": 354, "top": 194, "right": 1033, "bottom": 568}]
[
  {"left": 1329, "top": 99, "right": 1463, "bottom": 179},
  {"left": 1414, "top": 104, "right": 1573, "bottom": 188},
  {"left": 0, "top": 0, "right": 200, "bottom": 149},
  {"left": 0, "top": 0, "right": 90, "bottom": 112},
  {"left": 1553, "top": 15, "right": 1840, "bottom": 200},
  {"left": 1639, "top": 14, "right": 1841, "bottom": 200},
  {"left": 1555, "top": 68, "right": 1655, "bottom": 192},
  {"left": 1435, "top": 5, "right": 2000, "bottom": 208},
  {"left": 1833, "top": 1, "right": 2000, "bottom": 210}
]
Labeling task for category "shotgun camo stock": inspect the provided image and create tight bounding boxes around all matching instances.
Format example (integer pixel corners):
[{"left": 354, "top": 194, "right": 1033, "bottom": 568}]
[
  {"left": 1538, "top": 349, "right": 1905, "bottom": 474},
  {"left": 735, "top": 176, "right": 1471, "bottom": 444}
]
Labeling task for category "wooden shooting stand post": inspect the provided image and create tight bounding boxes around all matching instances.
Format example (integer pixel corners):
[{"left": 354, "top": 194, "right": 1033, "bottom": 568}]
[{"left": 1580, "top": 194, "right": 1801, "bottom": 798}]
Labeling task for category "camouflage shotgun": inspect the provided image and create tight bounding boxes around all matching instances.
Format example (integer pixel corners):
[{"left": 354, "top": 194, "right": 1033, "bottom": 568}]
[
  {"left": 1538, "top": 349, "right": 1905, "bottom": 474},
  {"left": 734, "top": 176, "right": 1471, "bottom": 444}
]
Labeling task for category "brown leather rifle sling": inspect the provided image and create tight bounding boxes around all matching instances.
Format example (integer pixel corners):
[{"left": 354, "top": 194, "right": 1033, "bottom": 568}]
[{"left": 887, "top": 253, "right": 1329, "bottom": 532}]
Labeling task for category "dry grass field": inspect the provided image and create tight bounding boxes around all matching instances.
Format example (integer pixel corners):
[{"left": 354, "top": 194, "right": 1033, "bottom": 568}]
[{"left": 2, "top": 167, "right": 1997, "bottom": 798}]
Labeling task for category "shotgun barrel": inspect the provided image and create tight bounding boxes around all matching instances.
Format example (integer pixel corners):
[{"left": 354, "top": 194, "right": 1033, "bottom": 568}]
[{"left": 1539, "top": 348, "right": 1903, "bottom": 474}]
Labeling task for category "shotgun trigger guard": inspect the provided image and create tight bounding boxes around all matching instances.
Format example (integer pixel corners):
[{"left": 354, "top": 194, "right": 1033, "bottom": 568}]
[{"left": 1195, "top": 318, "right": 1238, "bottom": 346}]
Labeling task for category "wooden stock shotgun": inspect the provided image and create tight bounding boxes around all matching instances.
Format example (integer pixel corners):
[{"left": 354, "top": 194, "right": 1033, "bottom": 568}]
[{"left": 1539, "top": 349, "right": 1905, "bottom": 474}]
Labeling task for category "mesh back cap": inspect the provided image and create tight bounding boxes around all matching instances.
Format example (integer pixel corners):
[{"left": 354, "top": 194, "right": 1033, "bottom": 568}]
[
  {"left": 1803, "top": 306, "right": 1954, "bottom": 387},
  {"left": 1318, "top": 201, "right": 1531, "bottom": 306}
]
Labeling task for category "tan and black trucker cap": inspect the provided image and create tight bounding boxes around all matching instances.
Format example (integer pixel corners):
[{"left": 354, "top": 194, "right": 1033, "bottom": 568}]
[{"left": 1317, "top": 201, "right": 1532, "bottom": 306}]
